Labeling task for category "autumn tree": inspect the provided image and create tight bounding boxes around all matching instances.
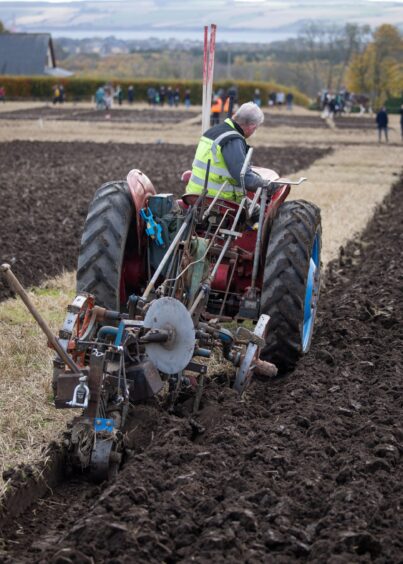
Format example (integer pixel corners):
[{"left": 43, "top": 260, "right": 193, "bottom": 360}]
[
  {"left": 346, "top": 24, "right": 403, "bottom": 107},
  {"left": 336, "top": 23, "right": 371, "bottom": 90},
  {"left": 297, "top": 23, "right": 371, "bottom": 94}
]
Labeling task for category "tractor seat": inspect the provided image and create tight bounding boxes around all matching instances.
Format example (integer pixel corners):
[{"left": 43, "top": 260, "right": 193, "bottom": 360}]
[
  {"left": 180, "top": 193, "right": 242, "bottom": 212},
  {"left": 179, "top": 169, "right": 244, "bottom": 214}
]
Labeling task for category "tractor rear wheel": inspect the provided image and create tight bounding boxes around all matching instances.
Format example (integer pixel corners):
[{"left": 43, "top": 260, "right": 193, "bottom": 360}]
[
  {"left": 260, "top": 200, "right": 321, "bottom": 372},
  {"left": 77, "top": 181, "right": 135, "bottom": 310}
]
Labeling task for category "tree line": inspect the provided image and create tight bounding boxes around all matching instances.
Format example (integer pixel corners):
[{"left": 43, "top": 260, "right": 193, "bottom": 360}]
[{"left": 1, "top": 20, "right": 402, "bottom": 106}]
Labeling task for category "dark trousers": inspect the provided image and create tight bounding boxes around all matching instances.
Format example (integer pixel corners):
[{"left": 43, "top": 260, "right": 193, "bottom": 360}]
[{"left": 378, "top": 126, "right": 388, "bottom": 143}]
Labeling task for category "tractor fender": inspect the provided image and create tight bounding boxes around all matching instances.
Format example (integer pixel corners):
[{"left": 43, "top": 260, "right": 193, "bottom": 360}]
[
  {"left": 127, "top": 169, "right": 157, "bottom": 253},
  {"left": 261, "top": 184, "right": 291, "bottom": 260},
  {"left": 251, "top": 166, "right": 279, "bottom": 183},
  {"left": 251, "top": 166, "right": 290, "bottom": 264}
]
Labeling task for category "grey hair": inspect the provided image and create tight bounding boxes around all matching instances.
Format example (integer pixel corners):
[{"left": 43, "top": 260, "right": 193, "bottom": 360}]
[{"left": 233, "top": 102, "right": 264, "bottom": 127}]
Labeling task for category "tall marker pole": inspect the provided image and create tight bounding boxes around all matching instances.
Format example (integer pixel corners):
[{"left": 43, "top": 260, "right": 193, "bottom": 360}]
[
  {"left": 201, "top": 24, "right": 217, "bottom": 134},
  {"left": 202, "top": 26, "right": 208, "bottom": 133},
  {"left": 206, "top": 24, "right": 217, "bottom": 132}
]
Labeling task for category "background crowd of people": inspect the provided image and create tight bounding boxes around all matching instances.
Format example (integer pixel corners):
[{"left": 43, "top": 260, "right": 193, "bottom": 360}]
[
  {"left": 93, "top": 84, "right": 192, "bottom": 110},
  {"left": 12, "top": 80, "right": 397, "bottom": 143},
  {"left": 251, "top": 88, "right": 293, "bottom": 109},
  {"left": 318, "top": 88, "right": 372, "bottom": 118},
  {"left": 95, "top": 83, "right": 127, "bottom": 110}
]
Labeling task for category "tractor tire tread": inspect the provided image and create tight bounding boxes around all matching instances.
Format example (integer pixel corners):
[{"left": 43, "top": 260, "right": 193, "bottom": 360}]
[
  {"left": 261, "top": 199, "right": 321, "bottom": 372},
  {"left": 77, "top": 181, "right": 135, "bottom": 310}
]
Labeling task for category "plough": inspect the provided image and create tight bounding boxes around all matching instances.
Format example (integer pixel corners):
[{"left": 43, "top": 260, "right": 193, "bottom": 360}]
[{"left": 1, "top": 151, "right": 321, "bottom": 481}]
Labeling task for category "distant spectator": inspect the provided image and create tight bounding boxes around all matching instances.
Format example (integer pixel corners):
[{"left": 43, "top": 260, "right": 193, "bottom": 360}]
[
  {"left": 268, "top": 91, "right": 276, "bottom": 107},
  {"left": 147, "top": 86, "right": 156, "bottom": 106},
  {"left": 276, "top": 91, "right": 285, "bottom": 106},
  {"left": 104, "top": 83, "right": 114, "bottom": 110},
  {"left": 328, "top": 97, "right": 337, "bottom": 120},
  {"left": 115, "top": 85, "right": 123, "bottom": 106},
  {"left": 184, "top": 89, "right": 191, "bottom": 109},
  {"left": 127, "top": 85, "right": 134, "bottom": 104},
  {"left": 286, "top": 92, "right": 294, "bottom": 111},
  {"left": 159, "top": 85, "right": 166, "bottom": 106},
  {"left": 0, "top": 85, "right": 5, "bottom": 103},
  {"left": 52, "top": 84, "right": 61, "bottom": 105},
  {"left": 334, "top": 93, "right": 343, "bottom": 114},
  {"left": 253, "top": 88, "right": 261, "bottom": 107},
  {"left": 223, "top": 96, "right": 230, "bottom": 116},
  {"left": 210, "top": 95, "right": 222, "bottom": 125},
  {"left": 227, "top": 84, "right": 238, "bottom": 117},
  {"left": 321, "top": 92, "right": 332, "bottom": 118},
  {"left": 95, "top": 86, "right": 106, "bottom": 110},
  {"left": 167, "top": 86, "right": 174, "bottom": 107},
  {"left": 59, "top": 84, "right": 65, "bottom": 103},
  {"left": 400, "top": 104, "right": 403, "bottom": 141},
  {"left": 217, "top": 88, "right": 226, "bottom": 104},
  {"left": 174, "top": 87, "right": 180, "bottom": 107},
  {"left": 376, "top": 107, "right": 389, "bottom": 143},
  {"left": 319, "top": 89, "right": 329, "bottom": 111},
  {"left": 340, "top": 89, "right": 352, "bottom": 113}
]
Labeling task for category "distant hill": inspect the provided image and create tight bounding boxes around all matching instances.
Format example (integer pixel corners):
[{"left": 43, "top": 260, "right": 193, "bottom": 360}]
[{"left": 2, "top": 0, "right": 403, "bottom": 41}]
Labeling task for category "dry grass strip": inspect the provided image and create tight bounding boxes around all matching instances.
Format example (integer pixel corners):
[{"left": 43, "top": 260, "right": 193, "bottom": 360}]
[
  {"left": 0, "top": 271, "right": 75, "bottom": 485},
  {"left": 288, "top": 144, "right": 403, "bottom": 266}
]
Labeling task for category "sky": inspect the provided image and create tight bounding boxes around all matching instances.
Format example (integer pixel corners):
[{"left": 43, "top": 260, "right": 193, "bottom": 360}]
[
  {"left": 1, "top": 0, "right": 403, "bottom": 3},
  {"left": 1, "top": 0, "right": 402, "bottom": 42}
]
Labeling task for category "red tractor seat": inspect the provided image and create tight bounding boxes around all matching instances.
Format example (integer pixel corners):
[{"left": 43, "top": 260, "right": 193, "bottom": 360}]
[{"left": 181, "top": 193, "right": 241, "bottom": 213}]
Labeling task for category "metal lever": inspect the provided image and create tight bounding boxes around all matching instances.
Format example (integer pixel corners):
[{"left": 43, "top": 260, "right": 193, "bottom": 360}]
[
  {"left": 271, "top": 176, "right": 307, "bottom": 186},
  {"left": 247, "top": 187, "right": 262, "bottom": 219},
  {"left": 202, "top": 181, "right": 228, "bottom": 220},
  {"left": 0, "top": 263, "right": 83, "bottom": 375},
  {"left": 240, "top": 148, "right": 253, "bottom": 195}
]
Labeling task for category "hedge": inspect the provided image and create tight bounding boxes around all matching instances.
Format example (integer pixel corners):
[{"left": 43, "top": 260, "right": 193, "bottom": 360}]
[
  {"left": 0, "top": 76, "right": 311, "bottom": 107},
  {"left": 385, "top": 96, "right": 403, "bottom": 114}
]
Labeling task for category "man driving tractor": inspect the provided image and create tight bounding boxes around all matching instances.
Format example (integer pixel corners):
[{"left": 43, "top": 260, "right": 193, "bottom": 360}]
[{"left": 186, "top": 102, "right": 270, "bottom": 202}]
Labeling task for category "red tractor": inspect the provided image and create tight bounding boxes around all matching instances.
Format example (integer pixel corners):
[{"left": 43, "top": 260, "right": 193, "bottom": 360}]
[
  {"left": 77, "top": 158, "right": 321, "bottom": 375},
  {"left": 1, "top": 154, "right": 321, "bottom": 481}
]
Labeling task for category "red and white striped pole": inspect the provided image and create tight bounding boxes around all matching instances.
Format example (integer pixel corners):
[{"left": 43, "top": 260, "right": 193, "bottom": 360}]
[
  {"left": 202, "top": 24, "right": 217, "bottom": 134},
  {"left": 206, "top": 24, "right": 217, "bottom": 130},
  {"left": 202, "top": 25, "right": 208, "bottom": 130}
]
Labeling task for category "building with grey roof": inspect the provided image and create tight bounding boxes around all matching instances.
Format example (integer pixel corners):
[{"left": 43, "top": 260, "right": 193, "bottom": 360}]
[{"left": 0, "top": 33, "right": 72, "bottom": 76}]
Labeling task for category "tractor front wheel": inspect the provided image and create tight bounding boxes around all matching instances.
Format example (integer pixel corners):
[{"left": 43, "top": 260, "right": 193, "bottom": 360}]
[{"left": 260, "top": 200, "right": 321, "bottom": 372}]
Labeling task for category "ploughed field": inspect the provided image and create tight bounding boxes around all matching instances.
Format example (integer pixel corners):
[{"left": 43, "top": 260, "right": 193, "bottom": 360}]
[
  {"left": 0, "top": 106, "right": 376, "bottom": 129},
  {"left": 0, "top": 172, "right": 402, "bottom": 563},
  {"left": 0, "top": 107, "right": 199, "bottom": 123},
  {"left": 0, "top": 140, "right": 330, "bottom": 302}
]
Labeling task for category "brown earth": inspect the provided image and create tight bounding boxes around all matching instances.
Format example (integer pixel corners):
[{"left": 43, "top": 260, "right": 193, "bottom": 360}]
[
  {"left": 0, "top": 107, "right": 199, "bottom": 124},
  {"left": 0, "top": 173, "right": 402, "bottom": 563},
  {"left": 331, "top": 116, "right": 376, "bottom": 130},
  {"left": 0, "top": 140, "right": 330, "bottom": 302},
  {"left": 0, "top": 106, "right": 375, "bottom": 129},
  {"left": 263, "top": 113, "right": 376, "bottom": 130}
]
